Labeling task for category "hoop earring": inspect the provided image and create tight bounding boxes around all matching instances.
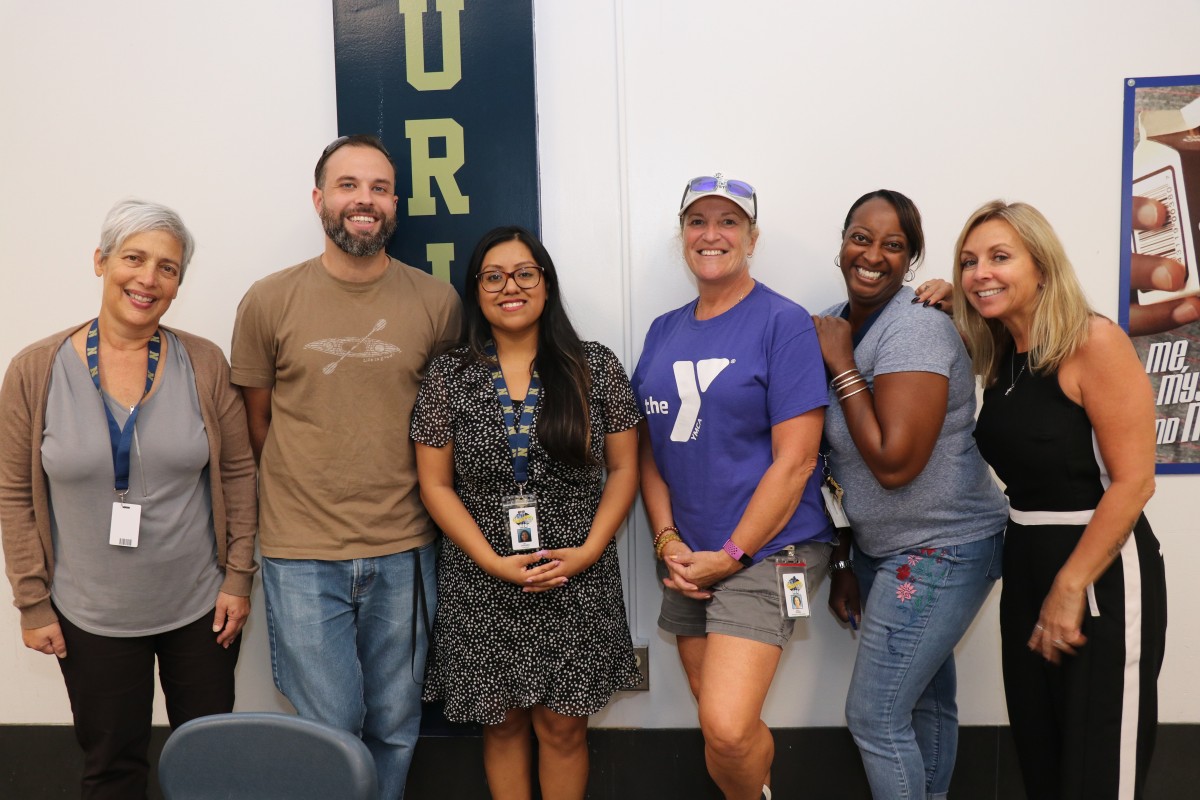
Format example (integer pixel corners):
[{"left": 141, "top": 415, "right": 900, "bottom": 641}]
[
  {"left": 834, "top": 256, "right": 842, "bottom": 268},
  {"left": 905, "top": 268, "right": 916, "bottom": 282}
]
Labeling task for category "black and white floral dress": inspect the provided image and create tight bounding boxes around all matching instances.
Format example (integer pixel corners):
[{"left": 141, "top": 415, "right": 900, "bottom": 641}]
[{"left": 410, "top": 341, "right": 642, "bottom": 725}]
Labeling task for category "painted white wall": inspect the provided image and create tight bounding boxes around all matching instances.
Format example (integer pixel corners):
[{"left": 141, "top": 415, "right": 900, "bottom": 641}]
[{"left": 1, "top": 0, "right": 1196, "bottom": 730}]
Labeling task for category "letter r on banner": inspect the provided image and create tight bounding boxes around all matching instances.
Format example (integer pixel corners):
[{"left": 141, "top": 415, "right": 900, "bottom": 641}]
[{"left": 406, "top": 118, "right": 470, "bottom": 215}]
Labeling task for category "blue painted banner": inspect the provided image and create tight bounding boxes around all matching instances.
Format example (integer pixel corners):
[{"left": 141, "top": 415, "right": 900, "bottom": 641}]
[{"left": 333, "top": 0, "right": 539, "bottom": 294}]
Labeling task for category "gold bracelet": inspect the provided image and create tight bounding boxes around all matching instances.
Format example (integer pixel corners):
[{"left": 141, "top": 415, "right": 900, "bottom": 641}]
[
  {"left": 654, "top": 532, "right": 683, "bottom": 560},
  {"left": 653, "top": 524, "right": 680, "bottom": 548}
]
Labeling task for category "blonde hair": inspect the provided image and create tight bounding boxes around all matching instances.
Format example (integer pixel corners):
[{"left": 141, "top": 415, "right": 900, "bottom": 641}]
[{"left": 951, "top": 200, "right": 1092, "bottom": 386}]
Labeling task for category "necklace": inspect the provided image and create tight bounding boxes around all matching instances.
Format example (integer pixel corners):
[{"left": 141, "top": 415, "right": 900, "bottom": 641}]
[
  {"left": 1006, "top": 351, "right": 1027, "bottom": 396},
  {"left": 695, "top": 285, "right": 750, "bottom": 320}
]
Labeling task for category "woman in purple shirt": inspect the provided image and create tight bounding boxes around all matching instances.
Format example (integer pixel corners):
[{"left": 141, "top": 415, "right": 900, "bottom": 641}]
[{"left": 633, "top": 175, "right": 833, "bottom": 800}]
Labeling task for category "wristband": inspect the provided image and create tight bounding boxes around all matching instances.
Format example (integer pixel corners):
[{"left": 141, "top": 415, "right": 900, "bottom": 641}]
[
  {"left": 721, "top": 539, "right": 755, "bottom": 568},
  {"left": 828, "top": 559, "right": 854, "bottom": 575}
]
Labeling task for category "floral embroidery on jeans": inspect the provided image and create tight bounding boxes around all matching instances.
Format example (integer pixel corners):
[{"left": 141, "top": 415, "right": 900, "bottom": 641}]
[{"left": 894, "top": 547, "right": 951, "bottom": 614}]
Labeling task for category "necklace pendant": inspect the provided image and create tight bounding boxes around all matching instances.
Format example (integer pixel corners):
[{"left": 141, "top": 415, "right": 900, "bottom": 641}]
[{"left": 1005, "top": 385, "right": 1015, "bottom": 396}]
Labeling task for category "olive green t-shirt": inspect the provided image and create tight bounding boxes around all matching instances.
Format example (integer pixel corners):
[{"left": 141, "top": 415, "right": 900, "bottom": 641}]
[{"left": 231, "top": 257, "right": 461, "bottom": 559}]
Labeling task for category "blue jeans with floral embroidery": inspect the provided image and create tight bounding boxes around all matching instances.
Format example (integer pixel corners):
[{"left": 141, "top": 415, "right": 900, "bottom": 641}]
[{"left": 845, "top": 532, "right": 1003, "bottom": 800}]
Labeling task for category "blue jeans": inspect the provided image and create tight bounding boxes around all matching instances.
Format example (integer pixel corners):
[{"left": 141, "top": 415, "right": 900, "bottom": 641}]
[
  {"left": 262, "top": 543, "right": 436, "bottom": 800},
  {"left": 845, "top": 532, "right": 1003, "bottom": 800}
]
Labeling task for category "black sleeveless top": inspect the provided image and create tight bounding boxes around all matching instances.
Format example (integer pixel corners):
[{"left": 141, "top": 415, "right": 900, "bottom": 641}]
[{"left": 974, "top": 351, "right": 1106, "bottom": 513}]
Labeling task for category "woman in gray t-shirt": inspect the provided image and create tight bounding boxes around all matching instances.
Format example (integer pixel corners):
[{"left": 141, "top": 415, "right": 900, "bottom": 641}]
[
  {"left": 0, "top": 200, "right": 258, "bottom": 798},
  {"left": 812, "top": 190, "right": 1007, "bottom": 800}
]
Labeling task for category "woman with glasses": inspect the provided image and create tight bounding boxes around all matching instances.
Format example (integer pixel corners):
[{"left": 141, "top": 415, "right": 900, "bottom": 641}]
[
  {"left": 812, "top": 190, "right": 1007, "bottom": 800},
  {"left": 633, "top": 175, "right": 833, "bottom": 800},
  {"left": 954, "top": 201, "right": 1166, "bottom": 799},
  {"left": 411, "top": 225, "right": 641, "bottom": 799}
]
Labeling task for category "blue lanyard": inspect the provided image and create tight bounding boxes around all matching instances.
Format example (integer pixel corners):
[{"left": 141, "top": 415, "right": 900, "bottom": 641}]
[
  {"left": 85, "top": 319, "right": 162, "bottom": 495},
  {"left": 485, "top": 342, "right": 541, "bottom": 487}
]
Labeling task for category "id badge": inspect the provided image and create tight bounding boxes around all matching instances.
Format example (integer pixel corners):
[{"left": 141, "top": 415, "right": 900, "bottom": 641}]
[
  {"left": 502, "top": 493, "right": 540, "bottom": 552},
  {"left": 109, "top": 502, "right": 141, "bottom": 548},
  {"left": 774, "top": 560, "right": 810, "bottom": 618},
  {"left": 820, "top": 484, "right": 851, "bottom": 530}
]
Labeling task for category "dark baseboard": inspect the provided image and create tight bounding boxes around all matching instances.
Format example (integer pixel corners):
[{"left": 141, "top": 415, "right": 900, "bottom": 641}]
[{"left": 2, "top": 724, "right": 1196, "bottom": 798}]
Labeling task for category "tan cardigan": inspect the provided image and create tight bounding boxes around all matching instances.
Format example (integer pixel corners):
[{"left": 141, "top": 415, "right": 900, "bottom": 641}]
[{"left": 0, "top": 324, "right": 259, "bottom": 629}]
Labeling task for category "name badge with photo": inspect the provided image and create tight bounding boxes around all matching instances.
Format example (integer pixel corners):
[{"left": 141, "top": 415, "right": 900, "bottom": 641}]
[
  {"left": 502, "top": 493, "right": 540, "bottom": 552},
  {"left": 775, "top": 561, "right": 810, "bottom": 618}
]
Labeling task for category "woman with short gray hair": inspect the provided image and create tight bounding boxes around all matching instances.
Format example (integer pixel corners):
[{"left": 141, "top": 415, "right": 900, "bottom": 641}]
[{"left": 0, "top": 199, "right": 257, "bottom": 798}]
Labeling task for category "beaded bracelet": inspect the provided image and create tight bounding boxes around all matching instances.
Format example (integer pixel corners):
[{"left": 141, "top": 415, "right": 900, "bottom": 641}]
[
  {"left": 654, "top": 532, "right": 683, "bottom": 560},
  {"left": 652, "top": 524, "right": 680, "bottom": 549}
]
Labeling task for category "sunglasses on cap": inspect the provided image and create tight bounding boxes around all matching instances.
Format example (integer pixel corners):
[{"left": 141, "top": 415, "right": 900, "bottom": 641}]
[{"left": 678, "top": 174, "right": 757, "bottom": 221}]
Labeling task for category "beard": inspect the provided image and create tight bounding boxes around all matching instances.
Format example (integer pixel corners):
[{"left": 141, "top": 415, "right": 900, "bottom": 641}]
[{"left": 321, "top": 205, "right": 399, "bottom": 257}]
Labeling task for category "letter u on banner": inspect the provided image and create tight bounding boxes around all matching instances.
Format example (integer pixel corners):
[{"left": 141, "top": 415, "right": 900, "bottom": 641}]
[{"left": 398, "top": 0, "right": 464, "bottom": 90}]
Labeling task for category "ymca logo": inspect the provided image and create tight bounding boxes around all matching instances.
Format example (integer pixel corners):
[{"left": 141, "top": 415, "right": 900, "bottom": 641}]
[{"left": 643, "top": 358, "right": 732, "bottom": 442}]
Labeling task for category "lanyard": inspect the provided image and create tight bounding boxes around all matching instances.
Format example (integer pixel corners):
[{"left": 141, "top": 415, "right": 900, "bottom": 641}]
[
  {"left": 485, "top": 341, "right": 541, "bottom": 487},
  {"left": 85, "top": 319, "right": 162, "bottom": 496}
]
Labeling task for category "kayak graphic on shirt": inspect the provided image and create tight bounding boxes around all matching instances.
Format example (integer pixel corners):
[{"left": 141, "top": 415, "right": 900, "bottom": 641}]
[{"left": 304, "top": 319, "right": 400, "bottom": 374}]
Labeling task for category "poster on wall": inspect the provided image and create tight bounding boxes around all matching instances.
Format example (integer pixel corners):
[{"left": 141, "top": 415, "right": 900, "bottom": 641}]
[
  {"left": 1120, "top": 74, "right": 1200, "bottom": 472},
  {"left": 332, "top": 0, "right": 539, "bottom": 295}
]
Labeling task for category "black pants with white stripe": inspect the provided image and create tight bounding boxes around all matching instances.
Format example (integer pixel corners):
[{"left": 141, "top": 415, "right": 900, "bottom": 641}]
[{"left": 1000, "top": 515, "right": 1167, "bottom": 800}]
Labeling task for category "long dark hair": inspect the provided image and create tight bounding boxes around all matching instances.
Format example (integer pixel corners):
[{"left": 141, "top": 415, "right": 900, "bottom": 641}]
[{"left": 462, "top": 226, "right": 596, "bottom": 467}]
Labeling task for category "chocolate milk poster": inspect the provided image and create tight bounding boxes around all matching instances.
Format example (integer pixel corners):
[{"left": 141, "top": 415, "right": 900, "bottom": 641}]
[{"left": 1120, "top": 75, "right": 1200, "bottom": 471}]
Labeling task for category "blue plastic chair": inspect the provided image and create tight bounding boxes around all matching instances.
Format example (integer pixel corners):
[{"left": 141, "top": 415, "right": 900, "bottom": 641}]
[{"left": 158, "top": 712, "right": 378, "bottom": 800}]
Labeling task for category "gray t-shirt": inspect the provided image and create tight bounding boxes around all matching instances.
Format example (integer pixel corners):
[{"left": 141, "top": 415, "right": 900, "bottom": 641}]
[
  {"left": 42, "top": 331, "right": 224, "bottom": 636},
  {"left": 820, "top": 287, "right": 1007, "bottom": 557}
]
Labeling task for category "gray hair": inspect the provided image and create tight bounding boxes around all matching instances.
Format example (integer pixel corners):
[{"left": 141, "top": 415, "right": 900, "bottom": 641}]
[{"left": 98, "top": 199, "right": 196, "bottom": 283}]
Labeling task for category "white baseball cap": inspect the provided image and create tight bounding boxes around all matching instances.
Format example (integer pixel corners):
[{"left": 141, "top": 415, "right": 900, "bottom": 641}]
[{"left": 678, "top": 173, "right": 757, "bottom": 221}]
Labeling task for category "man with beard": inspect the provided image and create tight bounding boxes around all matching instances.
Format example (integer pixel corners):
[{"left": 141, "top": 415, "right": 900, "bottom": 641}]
[{"left": 230, "top": 134, "right": 461, "bottom": 799}]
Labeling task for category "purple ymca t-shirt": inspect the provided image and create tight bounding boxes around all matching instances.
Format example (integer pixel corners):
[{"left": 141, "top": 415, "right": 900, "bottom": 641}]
[{"left": 632, "top": 282, "right": 833, "bottom": 562}]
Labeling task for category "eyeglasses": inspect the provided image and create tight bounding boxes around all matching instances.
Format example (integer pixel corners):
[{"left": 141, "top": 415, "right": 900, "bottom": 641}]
[
  {"left": 477, "top": 265, "right": 544, "bottom": 292},
  {"left": 679, "top": 174, "right": 757, "bottom": 221}
]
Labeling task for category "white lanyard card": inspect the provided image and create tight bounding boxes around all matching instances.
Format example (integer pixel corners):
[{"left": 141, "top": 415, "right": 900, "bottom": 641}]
[{"left": 109, "top": 501, "right": 142, "bottom": 548}]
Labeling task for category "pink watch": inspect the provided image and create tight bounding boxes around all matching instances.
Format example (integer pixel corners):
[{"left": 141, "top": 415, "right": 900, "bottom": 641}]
[{"left": 722, "top": 539, "right": 754, "bottom": 568}]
